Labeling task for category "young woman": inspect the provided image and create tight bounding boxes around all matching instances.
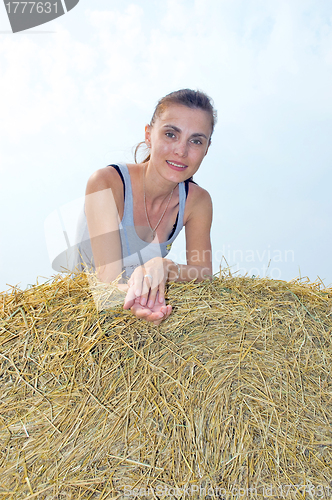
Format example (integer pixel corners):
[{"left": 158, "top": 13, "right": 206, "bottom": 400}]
[{"left": 76, "top": 89, "right": 217, "bottom": 325}]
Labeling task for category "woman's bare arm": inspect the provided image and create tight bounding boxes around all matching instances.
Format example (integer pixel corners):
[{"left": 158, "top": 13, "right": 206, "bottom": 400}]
[
  {"left": 168, "top": 184, "right": 213, "bottom": 282},
  {"left": 85, "top": 169, "right": 124, "bottom": 284}
]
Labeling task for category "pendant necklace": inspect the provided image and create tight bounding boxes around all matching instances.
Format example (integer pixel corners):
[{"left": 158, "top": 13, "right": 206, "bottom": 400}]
[{"left": 143, "top": 164, "right": 174, "bottom": 241}]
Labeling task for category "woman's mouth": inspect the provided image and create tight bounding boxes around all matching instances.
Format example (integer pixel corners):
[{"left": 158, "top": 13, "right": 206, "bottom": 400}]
[{"left": 166, "top": 160, "right": 188, "bottom": 170}]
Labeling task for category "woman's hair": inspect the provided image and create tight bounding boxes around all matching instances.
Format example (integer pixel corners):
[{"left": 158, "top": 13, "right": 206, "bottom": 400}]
[{"left": 134, "top": 88, "right": 217, "bottom": 164}]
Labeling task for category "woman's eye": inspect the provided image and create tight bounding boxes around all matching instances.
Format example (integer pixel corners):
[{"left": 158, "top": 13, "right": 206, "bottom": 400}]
[
  {"left": 165, "top": 132, "right": 176, "bottom": 138},
  {"left": 191, "top": 139, "right": 202, "bottom": 145}
]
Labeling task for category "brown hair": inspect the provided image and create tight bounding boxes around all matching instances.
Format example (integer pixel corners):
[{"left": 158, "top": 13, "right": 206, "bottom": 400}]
[{"left": 134, "top": 88, "right": 217, "bottom": 164}]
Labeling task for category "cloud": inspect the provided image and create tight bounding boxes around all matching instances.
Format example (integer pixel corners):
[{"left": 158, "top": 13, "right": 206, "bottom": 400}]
[{"left": 1, "top": 0, "right": 331, "bottom": 139}]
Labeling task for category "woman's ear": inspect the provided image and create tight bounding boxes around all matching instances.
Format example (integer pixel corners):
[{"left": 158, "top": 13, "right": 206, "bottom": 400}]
[{"left": 145, "top": 124, "right": 151, "bottom": 147}]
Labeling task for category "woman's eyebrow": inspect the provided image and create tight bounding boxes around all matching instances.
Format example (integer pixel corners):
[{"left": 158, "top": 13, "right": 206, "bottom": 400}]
[
  {"left": 191, "top": 132, "right": 209, "bottom": 139},
  {"left": 163, "top": 124, "right": 208, "bottom": 139},
  {"left": 163, "top": 124, "right": 181, "bottom": 133}
]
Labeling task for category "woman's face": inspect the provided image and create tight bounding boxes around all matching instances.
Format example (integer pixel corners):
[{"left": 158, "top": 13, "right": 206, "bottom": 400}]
[{"left": 145, "top": 104, "right": 212, "bottom": 183}]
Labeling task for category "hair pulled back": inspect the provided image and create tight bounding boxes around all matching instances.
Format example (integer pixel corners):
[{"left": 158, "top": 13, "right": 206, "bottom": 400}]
[{"left": 135, "top": 88, "right": 217, "bottom": 163}]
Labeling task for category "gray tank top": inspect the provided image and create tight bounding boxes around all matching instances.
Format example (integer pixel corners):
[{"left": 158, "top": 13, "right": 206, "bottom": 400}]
[{"left": 75, "top": 163, "right": 187, "bottom": 279}]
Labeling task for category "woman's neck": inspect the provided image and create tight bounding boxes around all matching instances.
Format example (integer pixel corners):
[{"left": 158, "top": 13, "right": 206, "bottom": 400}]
[{"left": 143, "top": 161, "right": 178, "bottom": 204}]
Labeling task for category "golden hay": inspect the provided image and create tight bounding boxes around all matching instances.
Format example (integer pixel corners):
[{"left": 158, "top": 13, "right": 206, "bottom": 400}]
[{"left": 0, "top": 273, "right": 332, "bottom": 499}]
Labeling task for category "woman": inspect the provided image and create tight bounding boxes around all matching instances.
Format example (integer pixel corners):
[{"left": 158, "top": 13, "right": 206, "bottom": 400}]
[{"left": 76, "top": 89, "right": 216, "bottom": 325}]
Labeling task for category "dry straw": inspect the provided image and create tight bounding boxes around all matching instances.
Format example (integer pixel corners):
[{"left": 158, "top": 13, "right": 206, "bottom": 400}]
[{"left": 0, "top": 272, "right": 332, "bottom": 499}]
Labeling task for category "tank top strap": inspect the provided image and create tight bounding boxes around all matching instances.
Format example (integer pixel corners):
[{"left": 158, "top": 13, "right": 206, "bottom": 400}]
[
  {"left": 114, "top": 163, "right": 186, "bottom": 234},
  {"left": 115, "top": 163, "right": 134, "bottom": 225},
  {"left": 178, "top": 181, "right": 186, "bottom": 228}
]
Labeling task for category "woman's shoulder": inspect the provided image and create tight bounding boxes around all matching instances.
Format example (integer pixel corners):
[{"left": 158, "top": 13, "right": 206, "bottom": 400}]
[
  {"left": 184, "top": 181, "right": 212, "bottom": 223},
  {"left": 85, "top": 165, "right": 125, "bottom": 195},
  {"left": 186, "top": 181, "right": 212, "bottom": 205}
]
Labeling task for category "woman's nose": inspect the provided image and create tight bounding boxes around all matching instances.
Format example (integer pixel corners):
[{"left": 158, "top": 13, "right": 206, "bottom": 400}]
[{"left": 174, "top": 140, "right": 188, "bottom": 157}]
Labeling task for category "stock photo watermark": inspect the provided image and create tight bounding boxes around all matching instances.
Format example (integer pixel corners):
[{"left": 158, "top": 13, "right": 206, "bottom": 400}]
[
  {"left": 170, "top": 244, "right": 295, "bottom": 280},
  {"left": 122, "top": 482, "right": 332, "bottom": 498},
  {"left": 44, "top": 195, "right": 296, "bottom": 311},
  {"left": 215, "top": 244, "right": 295, "bottom": 279},
  {"left": 2, "top": 0, "right": 80, "bottom": 33}
]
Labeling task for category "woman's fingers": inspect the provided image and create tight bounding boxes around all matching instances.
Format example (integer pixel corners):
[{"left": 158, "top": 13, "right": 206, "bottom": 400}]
[
  {"left": 124, "top": 273, "right": 155, "bottom": 310},
  {"left": 123, "top": 284, "right": 137, "bottom": 309},
  {"left": 157, "top": 281, "right": 165, "bottom": 304},
  {"left": 127, "top": 258, "right": 169, "bottom": 309},
  {"left": 123, "top": 271, "right": 152, "bottom": 309},
  {"left": 145, "top": 271, "right": 166, "bottom": 308},
  {"left": 146, "top": 283, "right": 159, "bottom": 308},
  {"left": 152, "top": 306, "right": 171, "bottom": 325},
  {"left": 165, "top": 304, "right": 172, "bottom": 318},
  {"left": 139, "top": 274, "right": 153, "bottom": 306},
  {"left": 124, "top": 258, "right": 171, "bottom": 323},
  {"left": 136, "top": 273, "right": 161, "bottom": 308},
  {"left": 145, "top": 282, "right": 165, "bottom": 309},
  {"left": 131, "top": 267, "right": 145, "bottom": 298},
  {"left": 131, "top": 303, "right": 164, "bottom": 320},
  {"left": 128, "top": 297, "right": 171, "bottom": 324},
  {"left": 128, "top": 267, "right": 154, "bottom": 306}
]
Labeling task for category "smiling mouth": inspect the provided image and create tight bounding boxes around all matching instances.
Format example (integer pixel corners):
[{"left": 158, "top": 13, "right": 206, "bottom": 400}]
[{"left": 166, "top": 160, "right": 187, "bottom": 169}]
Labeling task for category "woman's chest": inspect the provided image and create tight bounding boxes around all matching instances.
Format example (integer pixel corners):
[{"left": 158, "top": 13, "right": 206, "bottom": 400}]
[{"left": 131, "top": 198, "right": 180, "bottom": 244}]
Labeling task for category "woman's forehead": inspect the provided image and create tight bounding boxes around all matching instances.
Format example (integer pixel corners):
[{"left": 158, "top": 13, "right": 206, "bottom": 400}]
[{"left": 156, "top": 104, "right": 212, "bottom": 132}]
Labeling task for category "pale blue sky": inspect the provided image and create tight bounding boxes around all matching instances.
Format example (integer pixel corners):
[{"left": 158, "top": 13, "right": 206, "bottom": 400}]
[{"left": 0, "top": 0, "right": 331, "bottom": 291}]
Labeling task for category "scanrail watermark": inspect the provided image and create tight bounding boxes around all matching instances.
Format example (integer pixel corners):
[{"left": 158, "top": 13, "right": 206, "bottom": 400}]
[
  {"left": 121, "top": 482, "right": 332, "bottom": 498},
  {"left": 2, "top": 0, "right": 80, "bottom": 33}
]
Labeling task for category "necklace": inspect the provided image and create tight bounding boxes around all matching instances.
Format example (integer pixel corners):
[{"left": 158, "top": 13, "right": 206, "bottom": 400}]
[{"left": 143, "top": 164, "right": 174, "bottom": 241}]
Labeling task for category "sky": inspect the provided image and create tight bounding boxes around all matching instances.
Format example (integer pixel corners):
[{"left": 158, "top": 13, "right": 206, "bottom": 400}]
[{"left": 0, "top": 0, "right": 331, "bottom": 292}]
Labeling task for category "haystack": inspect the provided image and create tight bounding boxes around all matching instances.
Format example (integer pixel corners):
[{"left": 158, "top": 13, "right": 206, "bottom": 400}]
[{"left": 0, "top": 273, "right": 332, "bottom": 499}]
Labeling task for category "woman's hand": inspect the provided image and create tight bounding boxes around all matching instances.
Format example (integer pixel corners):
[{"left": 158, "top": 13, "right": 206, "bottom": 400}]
[
  {"left": 123, "top": 257, "right": 172, "bottom": 325},
  {"left": 124, "top": 257, "right": 169, "bottom": 309},
  {"left": 128, "top": 291, "right": 172, "bottom": 326}
]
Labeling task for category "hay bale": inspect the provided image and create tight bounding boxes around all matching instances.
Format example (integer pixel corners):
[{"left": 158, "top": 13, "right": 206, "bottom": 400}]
[{"left": 0, "top": 273, "right": 332, "bottom": 499}]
